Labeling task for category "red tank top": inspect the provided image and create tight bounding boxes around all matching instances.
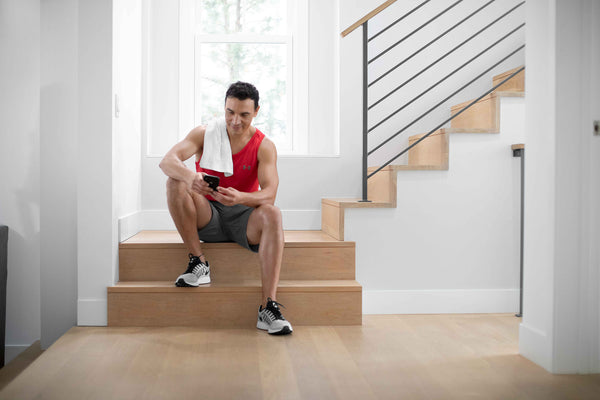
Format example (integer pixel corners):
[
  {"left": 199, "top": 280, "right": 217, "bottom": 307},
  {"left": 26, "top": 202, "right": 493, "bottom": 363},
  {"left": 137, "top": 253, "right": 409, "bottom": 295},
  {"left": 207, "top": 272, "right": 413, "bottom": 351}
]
[{"left": 196, "top": 128, "right": 265, "bottom": 201}]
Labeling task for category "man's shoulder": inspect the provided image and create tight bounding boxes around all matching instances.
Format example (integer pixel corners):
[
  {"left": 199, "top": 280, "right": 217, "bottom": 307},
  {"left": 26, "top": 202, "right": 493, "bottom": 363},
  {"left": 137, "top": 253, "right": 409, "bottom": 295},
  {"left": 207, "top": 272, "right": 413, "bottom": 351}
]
[
  {"left": 257, "top": 136, "right": 277, "bottom": 162},
  {"left": 189, "top": 125, "right": 207, "bottom": 139},
  {"left": 258, "top": 135, "right": 276, "bottom": 152}
]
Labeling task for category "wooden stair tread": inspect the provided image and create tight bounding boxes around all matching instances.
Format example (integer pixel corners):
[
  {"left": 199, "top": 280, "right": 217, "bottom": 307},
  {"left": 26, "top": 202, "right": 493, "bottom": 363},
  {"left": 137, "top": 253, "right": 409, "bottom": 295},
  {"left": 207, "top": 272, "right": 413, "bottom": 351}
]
[
  {"left": 493, "top": 65, "right": 523, "bottom": 81},
  {"left": 109, "top": 280, "right": 362, "bottom": 293},
  {"left": 392, "top": 164, "right": 449, "bottom": 171},
  {"left": 321, "top": 198, "right": 393, "bottom": 208},
  {"left": 122, "top": 230, "right": 352, "bottom": 248},
  {"left": 451, "top": 90, "right": 524, "bottom": 112}
]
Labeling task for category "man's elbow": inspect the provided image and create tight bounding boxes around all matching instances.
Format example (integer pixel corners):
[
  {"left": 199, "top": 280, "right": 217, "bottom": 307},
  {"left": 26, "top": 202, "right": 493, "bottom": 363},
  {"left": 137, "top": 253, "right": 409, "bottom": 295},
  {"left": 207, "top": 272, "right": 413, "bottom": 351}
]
[{"left": 158, "top": 156, "right": 169, "bottom": 173}]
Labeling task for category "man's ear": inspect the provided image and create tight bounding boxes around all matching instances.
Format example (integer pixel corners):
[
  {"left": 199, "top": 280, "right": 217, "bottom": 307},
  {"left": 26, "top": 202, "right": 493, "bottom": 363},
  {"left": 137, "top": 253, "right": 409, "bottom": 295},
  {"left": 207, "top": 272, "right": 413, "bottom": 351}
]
[{"left": 254, "top": 105, "right": 260, "bottom": 117}]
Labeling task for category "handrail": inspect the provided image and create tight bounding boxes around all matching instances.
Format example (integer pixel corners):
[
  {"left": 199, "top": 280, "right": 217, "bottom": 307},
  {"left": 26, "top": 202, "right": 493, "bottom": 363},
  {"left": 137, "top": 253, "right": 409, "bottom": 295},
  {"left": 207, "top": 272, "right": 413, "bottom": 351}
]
[
  {"left": 341, "top": 0, "right": 397, "bottom": 38},
  {"left": 341, "top": 0, "right": 526, "bottom": 201}
]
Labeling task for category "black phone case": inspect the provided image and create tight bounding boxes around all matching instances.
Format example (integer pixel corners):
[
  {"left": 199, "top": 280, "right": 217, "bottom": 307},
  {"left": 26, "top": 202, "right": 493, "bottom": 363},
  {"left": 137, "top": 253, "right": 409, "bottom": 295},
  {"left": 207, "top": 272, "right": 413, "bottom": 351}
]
[{"left": 203, "top": 174, "right": 220, "bottom": 190}]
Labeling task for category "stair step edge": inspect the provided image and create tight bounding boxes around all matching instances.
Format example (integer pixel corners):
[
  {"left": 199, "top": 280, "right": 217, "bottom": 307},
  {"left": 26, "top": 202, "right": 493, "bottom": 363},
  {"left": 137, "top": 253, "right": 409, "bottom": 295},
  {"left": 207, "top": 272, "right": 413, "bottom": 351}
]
[
  {"left": 109, "top": 280, "right": 362, "bottom": 293},
  {"left": 121, "top": 230, "right": 354, "bottom": 248}
]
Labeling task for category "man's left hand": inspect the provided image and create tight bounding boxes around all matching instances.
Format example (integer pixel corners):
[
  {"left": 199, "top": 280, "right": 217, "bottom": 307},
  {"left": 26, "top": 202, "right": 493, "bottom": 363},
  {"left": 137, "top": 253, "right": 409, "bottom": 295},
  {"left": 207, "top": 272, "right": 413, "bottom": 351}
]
[{"left": 211, "top": 186, "right": 244, "bottom": 206}]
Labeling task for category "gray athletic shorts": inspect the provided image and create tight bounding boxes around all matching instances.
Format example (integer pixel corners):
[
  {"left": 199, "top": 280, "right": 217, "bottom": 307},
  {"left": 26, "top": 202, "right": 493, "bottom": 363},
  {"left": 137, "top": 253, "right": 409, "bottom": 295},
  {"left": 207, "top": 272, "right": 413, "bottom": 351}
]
[{"left": 197, "top": 201, "right": 259, "bottom": 253}]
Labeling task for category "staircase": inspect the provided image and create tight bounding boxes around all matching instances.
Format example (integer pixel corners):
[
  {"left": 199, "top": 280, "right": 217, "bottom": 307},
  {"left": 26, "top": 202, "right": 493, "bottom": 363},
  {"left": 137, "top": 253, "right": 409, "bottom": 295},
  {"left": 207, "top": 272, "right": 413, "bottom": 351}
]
[
  {"left": 108, "top": 230, "right": 362, "bottom": 327},
  {"left": 322, "top": 66, "right": 524, "bottom": 241}
]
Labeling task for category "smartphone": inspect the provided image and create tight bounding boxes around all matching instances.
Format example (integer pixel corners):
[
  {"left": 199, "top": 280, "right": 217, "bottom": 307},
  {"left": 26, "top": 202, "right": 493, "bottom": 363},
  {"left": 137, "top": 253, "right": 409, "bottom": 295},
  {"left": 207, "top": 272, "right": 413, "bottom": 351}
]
[{"left": 203, "top": 174, "right": 220, "bottom": 191}]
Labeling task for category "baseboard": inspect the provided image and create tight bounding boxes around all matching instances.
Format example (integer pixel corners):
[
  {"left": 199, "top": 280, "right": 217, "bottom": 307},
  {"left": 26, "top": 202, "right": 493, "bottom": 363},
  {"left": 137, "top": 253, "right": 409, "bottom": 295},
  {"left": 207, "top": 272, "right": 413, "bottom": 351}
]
[
  {"left": 519, "top": 323, "right": 552, "bottom": 372},
  {"left": 4, "top": 345, "right": 32, "bottom": 365},
  {"left": 119, "top": 209, "right": 321, "bottom": 241},
  {"left": 118, "top": 210, "right": 144, "bottom": 242},
  {"left": 363, "top": 288, "right": 520, "bottom": 314},
  {"left": 77, "top": 298, "right": 107, "bottom": 326}
]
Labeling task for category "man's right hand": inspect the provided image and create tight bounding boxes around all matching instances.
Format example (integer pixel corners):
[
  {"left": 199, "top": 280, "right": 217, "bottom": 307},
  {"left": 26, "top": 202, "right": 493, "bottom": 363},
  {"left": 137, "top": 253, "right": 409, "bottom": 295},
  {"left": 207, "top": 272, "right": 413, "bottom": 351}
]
[{"left": 191, "top": 172, "right": 214, "bottom": 196}]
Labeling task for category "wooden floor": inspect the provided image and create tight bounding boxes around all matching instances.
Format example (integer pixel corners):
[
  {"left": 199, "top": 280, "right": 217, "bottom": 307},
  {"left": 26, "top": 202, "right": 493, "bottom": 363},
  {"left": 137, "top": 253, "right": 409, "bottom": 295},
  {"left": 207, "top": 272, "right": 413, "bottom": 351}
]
[{"left": 1, "top": 315, "right": 599, "bottom": 400}]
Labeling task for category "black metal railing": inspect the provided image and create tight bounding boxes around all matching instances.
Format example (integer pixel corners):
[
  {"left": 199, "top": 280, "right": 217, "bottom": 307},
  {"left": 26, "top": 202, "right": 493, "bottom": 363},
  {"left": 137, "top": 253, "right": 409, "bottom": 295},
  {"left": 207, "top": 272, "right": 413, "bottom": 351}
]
[{"left": 350, "top": 0, "right": 525, "bottom": 201}]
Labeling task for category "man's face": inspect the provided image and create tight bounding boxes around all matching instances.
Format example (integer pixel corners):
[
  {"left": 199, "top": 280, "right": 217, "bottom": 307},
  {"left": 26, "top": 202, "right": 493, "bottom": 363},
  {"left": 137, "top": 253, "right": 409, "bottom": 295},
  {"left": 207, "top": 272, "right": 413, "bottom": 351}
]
[{"left": 224, "top": 97, "right": 259, "bottom": 136}]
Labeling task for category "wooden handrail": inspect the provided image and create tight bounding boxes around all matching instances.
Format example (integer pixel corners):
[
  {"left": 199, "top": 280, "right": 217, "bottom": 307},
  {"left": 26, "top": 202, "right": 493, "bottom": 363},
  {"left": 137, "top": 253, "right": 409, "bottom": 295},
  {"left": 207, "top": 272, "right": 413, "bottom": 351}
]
[{"left": 340, "top": 0, "right": 397, "bottom": 38}]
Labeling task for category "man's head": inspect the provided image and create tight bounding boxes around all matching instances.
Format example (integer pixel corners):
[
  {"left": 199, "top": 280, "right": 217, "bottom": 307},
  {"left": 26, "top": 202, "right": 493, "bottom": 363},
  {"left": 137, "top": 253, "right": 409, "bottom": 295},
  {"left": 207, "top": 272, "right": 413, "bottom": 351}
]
[
  {"left": 225, "top": 81, "right": 259, "bottom": 110},
  {"left": 224, "top": 81, "right": 260, "bottom": 136}
]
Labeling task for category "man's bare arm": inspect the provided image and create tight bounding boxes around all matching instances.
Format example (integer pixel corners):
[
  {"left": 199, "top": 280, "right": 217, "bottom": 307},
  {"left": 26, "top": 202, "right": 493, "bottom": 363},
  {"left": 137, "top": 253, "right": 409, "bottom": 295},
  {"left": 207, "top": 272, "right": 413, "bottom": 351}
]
[
  {"left": 159, "top": 126, "right": 213, "bottom": 195},
  {"left": 211, "top": 138, "right": 279, "bottom": 207}
]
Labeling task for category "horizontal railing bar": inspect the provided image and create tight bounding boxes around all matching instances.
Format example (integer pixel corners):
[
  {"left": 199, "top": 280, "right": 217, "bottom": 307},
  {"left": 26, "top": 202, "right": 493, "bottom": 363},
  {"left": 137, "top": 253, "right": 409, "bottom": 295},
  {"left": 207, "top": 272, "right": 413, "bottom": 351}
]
[
  {"left": 368, "top": 0, "right": 463, "bottom": 65},
  {"left": 368, "top": 66, "right": 525, "bottom": 178},
  {"left": 369, "top": 1, "right": 525, "bottom": 102},
  {"left": 368, "top": 45, "right": 525, "bottom": 156},
  {"left": 370, "top": 0, "right": 494, "bottom": 86},
  {"left": 368, "top": 0, "right": 431, "bottom": 43},
  {"left": 368, "top": 23, "right": 524, "bottom": 132}
]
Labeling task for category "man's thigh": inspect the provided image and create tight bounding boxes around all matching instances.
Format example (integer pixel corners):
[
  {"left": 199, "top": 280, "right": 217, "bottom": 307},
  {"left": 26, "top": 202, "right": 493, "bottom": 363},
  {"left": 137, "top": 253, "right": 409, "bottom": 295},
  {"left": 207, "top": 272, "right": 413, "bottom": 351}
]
[
  {"left": 246, "top": 208, "right": 262, "bottom": 246},
  {"left": 191, "top": 191, "right": 213, "bottom": 230}
]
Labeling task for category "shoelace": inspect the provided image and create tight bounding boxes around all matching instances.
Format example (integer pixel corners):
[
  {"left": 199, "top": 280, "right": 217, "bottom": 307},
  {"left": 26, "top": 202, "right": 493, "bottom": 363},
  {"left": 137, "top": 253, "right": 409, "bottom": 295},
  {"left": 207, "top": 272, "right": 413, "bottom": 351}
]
[
  {"left": 265, "top": 298, "right": 286, "bottom": 320},
  {"left": 185, "top": 253, "right": 207, "bottom": 275}
]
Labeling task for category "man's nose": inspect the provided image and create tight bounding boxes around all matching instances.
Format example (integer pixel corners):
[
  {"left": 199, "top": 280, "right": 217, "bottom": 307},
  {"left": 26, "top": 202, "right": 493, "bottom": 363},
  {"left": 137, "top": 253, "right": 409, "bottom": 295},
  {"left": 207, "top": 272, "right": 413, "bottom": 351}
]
[{"left": 232, "top": 115, "right": 241, "bottom": 125}]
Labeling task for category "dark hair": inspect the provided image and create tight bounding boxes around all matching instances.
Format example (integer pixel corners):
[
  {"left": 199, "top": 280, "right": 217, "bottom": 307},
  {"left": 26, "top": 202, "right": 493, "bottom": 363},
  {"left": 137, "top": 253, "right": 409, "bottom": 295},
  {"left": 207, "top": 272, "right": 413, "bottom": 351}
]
[{"left": 225, "top": 81, "right": 259, "bottom": 110}]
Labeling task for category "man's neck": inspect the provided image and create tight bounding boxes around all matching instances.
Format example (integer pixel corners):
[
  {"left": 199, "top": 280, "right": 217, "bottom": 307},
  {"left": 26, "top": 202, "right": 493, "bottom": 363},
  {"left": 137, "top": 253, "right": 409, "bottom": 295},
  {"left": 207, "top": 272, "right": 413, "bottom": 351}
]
[{"left": 227, "top": 126, "right": 255, "bottom": 143}]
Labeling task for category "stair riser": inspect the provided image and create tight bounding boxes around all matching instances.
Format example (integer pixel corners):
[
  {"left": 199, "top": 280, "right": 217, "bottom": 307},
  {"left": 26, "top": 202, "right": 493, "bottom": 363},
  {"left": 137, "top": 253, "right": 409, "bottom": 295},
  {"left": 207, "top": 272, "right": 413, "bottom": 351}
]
[
  {"left": 119, "top": 246, "right": 355, "bottom": 281},
  {"left": 321, "top": 202, "right": 344, "bottom": 241},
  {"left": 408, "top": 131, "right": 449, "bottom": 167},
  {"left": 108, "top": 291, "right": 362, "bottom": 327},
  {"left": 493, "top": 67, "right": 525, "bottom": 92},
  {"left": 450, "top": 95, "right": 499, "bottom": 131}
]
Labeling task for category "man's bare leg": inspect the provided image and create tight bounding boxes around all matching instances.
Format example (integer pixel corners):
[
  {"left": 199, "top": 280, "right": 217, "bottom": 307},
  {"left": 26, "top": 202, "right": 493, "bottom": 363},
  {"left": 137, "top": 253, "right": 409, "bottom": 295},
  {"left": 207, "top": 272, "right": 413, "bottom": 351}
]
[
  {"left": 166, "top": 177, "right": 212, "bottom": 262},
  {"left": 246, "top": 204, "right": 284, "bottom": 306}
]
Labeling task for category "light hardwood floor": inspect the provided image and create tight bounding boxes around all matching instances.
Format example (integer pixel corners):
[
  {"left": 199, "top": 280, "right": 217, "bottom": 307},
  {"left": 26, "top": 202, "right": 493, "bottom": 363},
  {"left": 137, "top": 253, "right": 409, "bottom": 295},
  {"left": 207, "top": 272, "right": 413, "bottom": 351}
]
[{"left": 1, "top": 315, "right": 599, "bottom": 400}]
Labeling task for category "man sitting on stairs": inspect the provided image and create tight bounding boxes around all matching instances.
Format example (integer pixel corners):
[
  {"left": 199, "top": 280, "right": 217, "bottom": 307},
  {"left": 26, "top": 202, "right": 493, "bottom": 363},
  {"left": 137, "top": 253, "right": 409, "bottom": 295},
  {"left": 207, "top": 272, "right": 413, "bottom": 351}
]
[{"left": 159, "top": 81, "right": 292, "bottom": 335}]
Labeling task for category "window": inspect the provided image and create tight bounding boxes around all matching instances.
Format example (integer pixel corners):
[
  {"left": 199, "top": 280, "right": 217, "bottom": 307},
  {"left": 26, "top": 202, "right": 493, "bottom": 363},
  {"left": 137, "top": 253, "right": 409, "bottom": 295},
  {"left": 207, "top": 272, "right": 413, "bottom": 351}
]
[
  {"left": 172, "top": 0, "right": 302, "bottom": 154},
  {"left": 145, "top": 0, "right": 337, "bottom": 157}
]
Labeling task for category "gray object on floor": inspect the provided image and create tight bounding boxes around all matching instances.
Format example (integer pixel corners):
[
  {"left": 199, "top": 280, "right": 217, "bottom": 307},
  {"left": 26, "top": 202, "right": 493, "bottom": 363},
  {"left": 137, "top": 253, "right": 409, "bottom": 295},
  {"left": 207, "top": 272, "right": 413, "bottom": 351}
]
[{"left": 0, "top": 225, "right": 7, "bottom": 368}]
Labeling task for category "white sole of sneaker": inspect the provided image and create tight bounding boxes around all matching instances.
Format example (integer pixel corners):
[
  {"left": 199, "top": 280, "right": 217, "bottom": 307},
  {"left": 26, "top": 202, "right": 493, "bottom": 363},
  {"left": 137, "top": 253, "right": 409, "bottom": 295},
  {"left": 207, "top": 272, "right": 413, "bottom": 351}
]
[
  {"left": 175, "top": 275, "right": 211, "bottom": 287},
  {"left": 257, "top": 320, "right": 293, "bottom": 335}
]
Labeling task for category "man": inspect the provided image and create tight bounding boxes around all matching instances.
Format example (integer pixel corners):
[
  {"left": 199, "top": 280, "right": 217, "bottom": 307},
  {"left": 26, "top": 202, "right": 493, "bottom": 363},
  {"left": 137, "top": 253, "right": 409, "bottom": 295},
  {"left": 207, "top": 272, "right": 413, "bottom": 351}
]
[{"left": 159, "top": 81, "right": 292, "bottom": 335}]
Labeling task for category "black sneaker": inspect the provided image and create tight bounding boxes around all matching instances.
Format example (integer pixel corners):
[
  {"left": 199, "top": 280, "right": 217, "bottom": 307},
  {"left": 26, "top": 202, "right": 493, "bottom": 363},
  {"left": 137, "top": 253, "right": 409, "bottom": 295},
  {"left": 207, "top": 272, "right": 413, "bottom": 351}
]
[
  {"left": 257, "top": 298, "right": 293, "bottom": 335},
  {"left": 175, "top": 254, "right": 210, "bottom": 287}
]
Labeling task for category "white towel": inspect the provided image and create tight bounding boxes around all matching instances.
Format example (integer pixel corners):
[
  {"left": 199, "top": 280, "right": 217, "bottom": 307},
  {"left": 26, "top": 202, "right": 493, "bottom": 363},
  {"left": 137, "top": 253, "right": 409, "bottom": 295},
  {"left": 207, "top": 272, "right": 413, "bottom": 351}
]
[{"left": 199, "top": 119, "right": 233, "bottom": 177}]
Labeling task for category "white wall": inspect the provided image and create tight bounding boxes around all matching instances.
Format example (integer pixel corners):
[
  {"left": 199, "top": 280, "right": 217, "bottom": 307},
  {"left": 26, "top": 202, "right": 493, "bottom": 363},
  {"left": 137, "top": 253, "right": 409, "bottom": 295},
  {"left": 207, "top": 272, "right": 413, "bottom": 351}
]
[
  {"left": 349, "top": 97, "right": 524, "bottom": 313},
  {"left": 519, "top": 0, "right": 600, "bottom": 374},
  {"left": 114, "top": 0, "right": 143, "bottom": 243},
  {"left": 518, "top": 0, "right": 556, "bottom": 371},
  {"left": 40, "top": 0, "right": 79, "bottom": 349},
  {"left": 77, "top": 0, "right": 116, "bottom": 326},
  {"left": 0, "top": 0, "right": 42, "bottom": 363}
]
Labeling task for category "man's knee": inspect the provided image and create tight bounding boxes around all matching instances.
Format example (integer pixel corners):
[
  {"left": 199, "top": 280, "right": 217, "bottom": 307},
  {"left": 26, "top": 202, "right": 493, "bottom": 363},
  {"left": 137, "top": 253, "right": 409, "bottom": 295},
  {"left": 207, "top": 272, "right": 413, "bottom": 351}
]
[
  {"left": 256, "top": 204, "right": 282, "bottom": 228},
  {"left": 166, "top": 177, "right": 188, "bottom": 198}
]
